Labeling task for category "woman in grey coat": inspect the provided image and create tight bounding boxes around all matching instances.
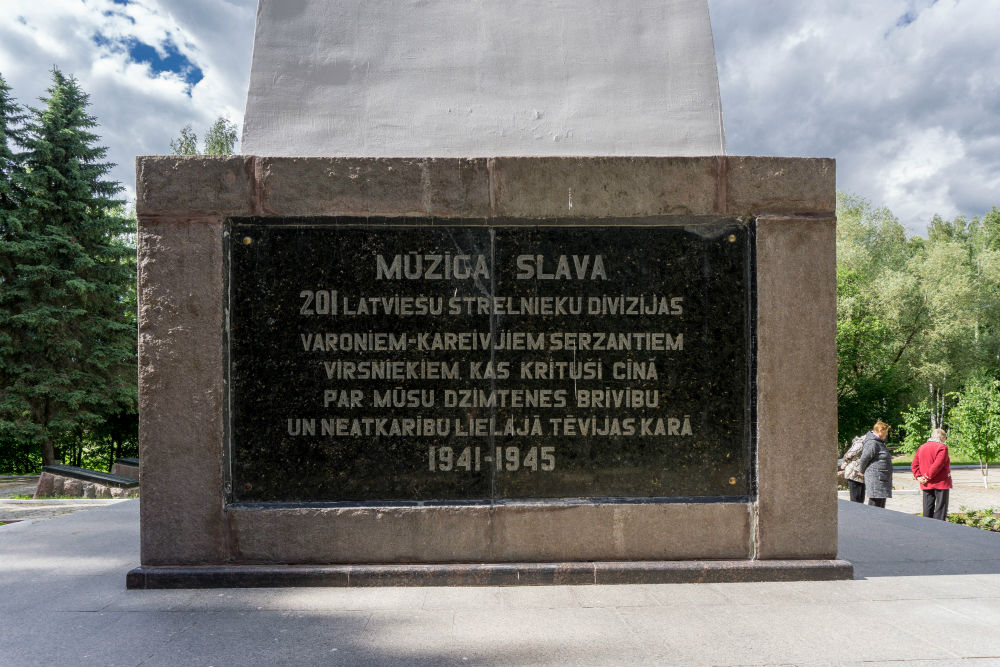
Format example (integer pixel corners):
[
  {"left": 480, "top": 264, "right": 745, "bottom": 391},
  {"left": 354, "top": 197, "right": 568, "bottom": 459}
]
[{"left": 858, "top": 421, "right": 892, "bottom": 507}]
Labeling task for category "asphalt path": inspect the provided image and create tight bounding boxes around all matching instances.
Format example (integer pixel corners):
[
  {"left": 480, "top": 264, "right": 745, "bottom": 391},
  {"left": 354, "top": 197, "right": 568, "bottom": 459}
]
[{"left": 2, "top": 500, "right": 999, "bottom": 666}]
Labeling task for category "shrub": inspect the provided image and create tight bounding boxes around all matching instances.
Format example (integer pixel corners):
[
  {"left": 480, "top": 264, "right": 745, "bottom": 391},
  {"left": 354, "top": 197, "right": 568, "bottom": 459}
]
[{"left": 947, "top": 506, "right": 1000, "bottom": 532}]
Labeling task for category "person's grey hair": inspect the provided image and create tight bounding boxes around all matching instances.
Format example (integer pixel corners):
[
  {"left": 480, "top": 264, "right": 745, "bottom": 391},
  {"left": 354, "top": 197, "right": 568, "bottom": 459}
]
[{"left": 930, "top": 428, "right": 948, "bottom": 442}]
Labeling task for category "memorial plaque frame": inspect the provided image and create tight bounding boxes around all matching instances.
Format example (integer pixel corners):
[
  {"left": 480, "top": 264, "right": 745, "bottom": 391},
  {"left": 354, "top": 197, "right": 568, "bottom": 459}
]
[
  {"left": 129, "top": 156, "right": 851, "bottom": 587},
  {"left": 223, "top": 217, "right": 758, "bottom": 507}
]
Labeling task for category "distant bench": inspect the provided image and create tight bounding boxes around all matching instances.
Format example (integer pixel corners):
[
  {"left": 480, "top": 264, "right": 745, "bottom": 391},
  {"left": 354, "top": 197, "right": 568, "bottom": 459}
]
[{"left": 34, "top": 465, "right": 140, "bottom": 499}]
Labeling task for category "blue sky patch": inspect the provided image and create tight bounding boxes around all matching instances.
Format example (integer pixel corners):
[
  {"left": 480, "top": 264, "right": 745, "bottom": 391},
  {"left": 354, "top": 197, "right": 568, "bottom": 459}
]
[
  {"left": 893, "top": 1, "right": 939, "bottom": 31},
  {"left": 92, "top": 32, "right": 204, "bottom": 93},
  {"left": 896, "top": 11, "right": 918, "bottom": 27},
  {"left": 103, "top": 9, "right": 136, "bottom": 23},
  {"left": 125, "top": 38, "right": 204, "bottom": 87}
]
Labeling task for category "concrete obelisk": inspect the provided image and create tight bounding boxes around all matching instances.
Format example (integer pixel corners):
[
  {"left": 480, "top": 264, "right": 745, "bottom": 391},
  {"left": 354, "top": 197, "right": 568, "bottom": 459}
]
[
  {"left": 129, "top": 0, "right": 846, "bottom": 588},
  {"left": 241, "top": 0, "right": 725, "bottom": 157}
]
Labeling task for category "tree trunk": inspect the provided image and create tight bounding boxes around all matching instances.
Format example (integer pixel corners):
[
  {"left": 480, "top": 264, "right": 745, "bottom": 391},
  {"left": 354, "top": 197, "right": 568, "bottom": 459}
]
[
  {"left": 929, "top": 383, "right": 936, "bottom": 429},
  {"left": 40, "top": 435, "right": 56, "bottom": 467},
  {"left": 32, "top": 399, "right": 56, "bottom": 466}
]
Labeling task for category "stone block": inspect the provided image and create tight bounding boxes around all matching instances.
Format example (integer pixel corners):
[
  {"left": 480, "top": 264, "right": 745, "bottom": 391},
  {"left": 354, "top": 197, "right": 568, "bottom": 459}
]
[
  {"left": 34, "top": 466, "right": 139, "bottom": 498},
  {"left": 490, "top": 503, "right": 750, "bottom": 561},
  {"left": 33, "top": 473, "right": 53, "bottom": 498},
  {"left": 725, "top": 157, "right": 835, "bottom": 216},
  {"left": 257, "top": 157, "right": 491, "bottom": 218},
  {"left": 754, "top": 215, "right": 838, "bottom": 559},
  {"left": 137, "top": 216, "right": 227, "bottom": 565},
  {"left": 228, "top": 502, "right": 750, "bottom": 564},
  {"left": 136, "top": 156, "right": 255, "bottom": 217},
  {"left": 228, "top": 505, "right": 493, "bottom": 564},
  {"left": 490, "top": 157, "right": 722, "bottom": 218},
  {"left": 111, "top": 461, "right": 139, "bottom": 480}
]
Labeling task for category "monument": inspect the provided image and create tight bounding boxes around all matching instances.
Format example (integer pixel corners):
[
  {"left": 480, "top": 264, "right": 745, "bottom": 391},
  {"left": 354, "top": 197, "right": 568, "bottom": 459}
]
[{"left": 128, "top": 0, "right": 849, "bottom": 587}]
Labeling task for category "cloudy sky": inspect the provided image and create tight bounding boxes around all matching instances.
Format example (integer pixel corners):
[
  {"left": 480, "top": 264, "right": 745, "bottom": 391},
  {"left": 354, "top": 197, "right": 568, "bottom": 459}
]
[{"left": 0, "top": 0, "right": 997, "bottom": 235}]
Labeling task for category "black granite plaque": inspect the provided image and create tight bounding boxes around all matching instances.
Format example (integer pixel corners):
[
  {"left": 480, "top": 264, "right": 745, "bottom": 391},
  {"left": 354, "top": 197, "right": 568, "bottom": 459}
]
[{"left": 227, "top": 218, "right": 754, "bottom": 504}]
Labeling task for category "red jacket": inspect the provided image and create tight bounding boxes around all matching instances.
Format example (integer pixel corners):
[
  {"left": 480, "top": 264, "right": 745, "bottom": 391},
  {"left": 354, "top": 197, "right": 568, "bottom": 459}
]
[{"left": 911, "top": 441, "right": 952, "bottom": 490}]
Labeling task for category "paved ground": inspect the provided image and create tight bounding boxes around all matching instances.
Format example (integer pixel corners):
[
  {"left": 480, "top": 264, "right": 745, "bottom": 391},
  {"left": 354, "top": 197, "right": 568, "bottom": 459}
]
[
  {"left": 839, "top": 466, "right": 1000, "bottom": 515},
  {"left": 0, "top": 474, "right": 39, "bottom": 498},
  {"left": 2, "top": 500, "right": 1000, "bottom": 666},
  {"left": 0, "top": 475, "right": 129, "bottom": 523},
  {"left": 0, "top": 498, "right": 128, "bottom": 522}
]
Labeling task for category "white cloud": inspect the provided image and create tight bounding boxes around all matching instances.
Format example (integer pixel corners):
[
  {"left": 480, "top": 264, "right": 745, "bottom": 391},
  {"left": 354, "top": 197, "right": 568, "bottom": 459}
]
[
  {"left": 0, "top": 0, "right": 257, "bottom": 203},
  {"left": 877, "top": 125, "right": 965, "bottom": 224},
  {"left": 1, "top": 0, "right": 997, "bottom": 235},
  {"left": 709, "top": 0, "right": 1000, "bottom": 235}
]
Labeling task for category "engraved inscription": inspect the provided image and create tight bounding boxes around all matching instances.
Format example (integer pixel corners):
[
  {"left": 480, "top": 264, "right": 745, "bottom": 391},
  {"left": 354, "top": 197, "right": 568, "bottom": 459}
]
[{"left": 228, "top": 221, "right": 753, "bottom": 503}]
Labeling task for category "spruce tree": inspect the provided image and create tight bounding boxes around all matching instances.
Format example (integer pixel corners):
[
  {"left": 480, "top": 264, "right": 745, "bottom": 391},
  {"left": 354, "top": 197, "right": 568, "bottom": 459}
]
[
  {"left": 0, "top": 73, "right": 30, "bottom": 471},
  {"left": 0, "top": 69, "right": 136, "bottom": 466},
  {"left": 0, "top": 73, "right": 25, "bottom": 257}
]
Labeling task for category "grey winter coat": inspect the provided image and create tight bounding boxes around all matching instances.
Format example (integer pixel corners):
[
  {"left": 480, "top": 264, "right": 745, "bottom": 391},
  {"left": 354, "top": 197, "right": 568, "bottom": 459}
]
[{"left": 858, "top": 431, "right": 892, "bottom": 499}]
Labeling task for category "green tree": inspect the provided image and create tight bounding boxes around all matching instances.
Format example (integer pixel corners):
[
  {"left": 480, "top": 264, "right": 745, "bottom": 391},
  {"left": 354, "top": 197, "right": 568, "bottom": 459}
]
[
  {"left": 0, "top": 69, "right": 136, "bottom": 467},
  {"left": 902, "top": 210, "right": 1000, "bottom": 417},
  {"left": 973, "top": 207, "right": 1000, "bottom": 251},
  {"left": 0, "top": 73, "right": 33, "bottom": 473},
  {"left": 44, "top": 205, "right": 138, "bottom": 473},
  {"left": 897, "top": 399, "right": 932, "bottom": 455},
  {"left": 203, "top": 116, "right": 238, "bottom": 155},
  {"left": 0, "top": 73, "right": 25, "bottom": 200},
  {"left": 170, "top": 116, "right": 238, "bottom": 155},
  {"left": 0, "top": 73, "right": 26, "bottom": 256},
  {"left": 169, "top": 124, "right": 198, "bottom": 155},
  {"left": 835, "top": 192, "right": 921, "bottom": 447},
  {"left": 947, "top": 374, "right": 1000, "bottom": 488},
  {"left": 837, "top": 193, "right": 1000, "bottom": 452}
]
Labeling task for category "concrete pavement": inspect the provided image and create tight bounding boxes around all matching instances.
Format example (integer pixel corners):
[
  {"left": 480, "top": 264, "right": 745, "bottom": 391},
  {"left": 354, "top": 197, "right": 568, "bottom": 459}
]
[
  {"left": 1, "top": 474, "right": 128, "bottom": 523},
  {"left": 1, "top": 498, "right": 128, "bottom": 523},
  {"left": 0, "top": 474, "right": 39, "bottom": 499},
  {"left": 840, "top": 466, "right": 1000, "bottom": 515},
  {"left": 1, "top": 500, "right": 999, "bottom": 667}
]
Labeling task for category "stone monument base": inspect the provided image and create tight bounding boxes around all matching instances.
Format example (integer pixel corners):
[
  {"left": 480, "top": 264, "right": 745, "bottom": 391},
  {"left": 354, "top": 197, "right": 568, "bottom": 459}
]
[
  {"left": 127, "top": 559, "right": 852, "bottom": 589},
  {"left": 134, "top": 156, "right": 845, "bottom": 588}
]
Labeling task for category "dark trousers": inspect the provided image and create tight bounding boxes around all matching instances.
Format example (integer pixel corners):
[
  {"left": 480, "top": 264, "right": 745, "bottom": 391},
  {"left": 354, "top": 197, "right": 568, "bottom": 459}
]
[
  {"left": 867, "top": 497, "right": 886, "bottom": 508},
  {"left": 848, "top": 480, "right": 866, "bottom": 503},
  {"left": 922, "top": 488, "right": 950, "bottom": 520}
]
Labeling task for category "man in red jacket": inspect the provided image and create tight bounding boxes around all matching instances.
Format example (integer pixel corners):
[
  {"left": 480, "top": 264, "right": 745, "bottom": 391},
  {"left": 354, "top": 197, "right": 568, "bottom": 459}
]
[{"left": 911, "top": 428, "right": 952, "bottom": 520}]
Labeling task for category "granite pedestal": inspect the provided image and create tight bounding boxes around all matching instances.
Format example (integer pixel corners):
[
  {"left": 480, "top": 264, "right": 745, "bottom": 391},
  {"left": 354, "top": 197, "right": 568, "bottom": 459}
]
[{"left": 129, "top": 156, "right": 849, "bottom": 587}]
